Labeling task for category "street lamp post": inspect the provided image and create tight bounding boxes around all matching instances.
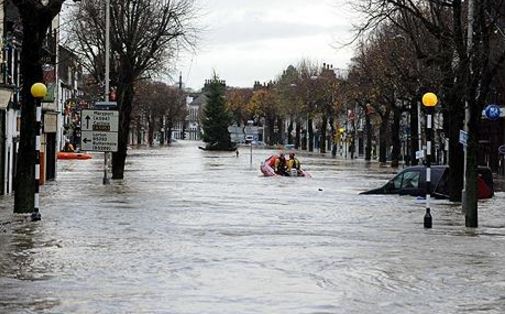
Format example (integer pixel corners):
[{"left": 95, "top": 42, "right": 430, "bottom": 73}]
[
  {"left": 30, "top": 82, "right": 47, "bottom": 221},
  {"left": 103, "top": 0, "right": 111, "bottom": 185},
  {"left": 422, "top": 92, "right": 438, "bottom": 228}
]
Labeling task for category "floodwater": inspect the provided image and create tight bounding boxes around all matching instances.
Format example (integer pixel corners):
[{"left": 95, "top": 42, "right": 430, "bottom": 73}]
[{"left": 0, "top": 141, "right": 504, "bottom": 313}]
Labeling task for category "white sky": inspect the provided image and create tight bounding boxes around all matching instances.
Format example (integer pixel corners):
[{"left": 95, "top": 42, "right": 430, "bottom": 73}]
[{"left": 177, "top": 0, "right": 360, "bottom": 90}]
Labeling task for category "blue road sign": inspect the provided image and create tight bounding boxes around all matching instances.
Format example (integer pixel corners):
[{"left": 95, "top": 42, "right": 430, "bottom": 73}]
[{"left": 484, "top": 104, "right": 501, "bottom": 120}]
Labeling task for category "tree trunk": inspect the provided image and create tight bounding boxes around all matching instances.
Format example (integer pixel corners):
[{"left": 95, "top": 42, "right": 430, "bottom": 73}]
[
  {"left": 391, "top": 107, "right": 401, "bottom": 168},
  {"left": 295, "top": 120, "right": 301, "bottom": 149},
  {"left": 329, "top": 116, "right": 337, "bottom": 157},
  {"left": 410, "top": 100, "right": 419, "bottom": 165},
  {"left": 320, "top": 115, "right": 327, "bottom": 154},
  {"left": 365, "top": 112, "right": 372, "bottom": 161},
  {"left": 136, "top": 116, "right": 142, "bottom": 145},
  {"left": 448, "top": 100, "right": 465, "bottom": 201},
  {"left": 159, "top": 116, "right": 165, "bottom": 145},
  {"left": 148, "top": 112, "right": 154, "bottom": 147},
  {"left": 464, "top": 98, "right": 480, "bottom": 226},
  {"left": 112, "top": 68, "right": 135, "bottom": 179},
  {"left": 265, "top": 116, "right": 274, "bottom": 145},
  {"left": 287, "top": 118, "right": 293, "bottom": 144},
  {"left": 379, "top": 115, "right": 389, "bottom": 164},
  {"left": 14, "top": 15, "right": 48, "bottom": 213},
  {"left": 276, "top": 117, "right": 283, "bottom": 144},
  {"left": 308, "top": 117, "right": 314, "bottom": 152}
]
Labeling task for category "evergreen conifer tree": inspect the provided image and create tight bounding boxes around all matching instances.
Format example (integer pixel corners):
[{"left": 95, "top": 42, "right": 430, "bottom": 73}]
[{"left": 201, "top": 75, "right": 235, "bottom": 150}]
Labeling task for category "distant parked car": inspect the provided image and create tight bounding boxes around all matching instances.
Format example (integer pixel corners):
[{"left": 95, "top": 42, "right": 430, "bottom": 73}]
[{"left": 360, "top": 165, "right": 494, "bottom": 199}]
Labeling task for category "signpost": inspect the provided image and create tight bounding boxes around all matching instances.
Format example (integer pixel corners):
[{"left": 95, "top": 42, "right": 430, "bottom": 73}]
[
  {"left": 245, "top": 120, "right": 255, "bottom": 168},
  {"left": 80, "top": 109, "right": 119, "bottom": 152}
]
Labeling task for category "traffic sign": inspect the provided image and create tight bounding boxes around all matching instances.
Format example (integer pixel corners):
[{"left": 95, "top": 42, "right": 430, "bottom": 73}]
[
  {"left": 82, "top": 109, "right": 119, "bottom": 132},
  {"left": 459, "top": 129, "right": 468, "bottom": 145},
  {"left": 483, "top": 104, "right": 501, "bottom": 120},
  {"left": 81, "top": 131, "right": 118, "bottom": 152},
  {"left": 81, "top": 109, "right": 119, "bottom": 152},
  {"left": 95, "top": 101, "right": 117, "bottom": 108},
  {"left": 415, "top": 150, "right": 425, "bottom": 160}
]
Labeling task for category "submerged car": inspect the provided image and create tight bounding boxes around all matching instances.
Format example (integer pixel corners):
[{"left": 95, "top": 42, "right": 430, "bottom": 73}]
[{"left": 360, "top": 165, "right": 494, "bottom": 199}]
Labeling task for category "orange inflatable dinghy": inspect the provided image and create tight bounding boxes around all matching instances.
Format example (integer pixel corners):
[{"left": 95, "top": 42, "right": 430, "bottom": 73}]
[{"left": 57, "top": 152, "right": 93, "bottom": 160}]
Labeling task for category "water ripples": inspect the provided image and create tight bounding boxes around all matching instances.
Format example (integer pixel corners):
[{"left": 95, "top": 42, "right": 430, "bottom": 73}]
[{"left": 0, "top": 142, "right": 504, "bottom": 313}]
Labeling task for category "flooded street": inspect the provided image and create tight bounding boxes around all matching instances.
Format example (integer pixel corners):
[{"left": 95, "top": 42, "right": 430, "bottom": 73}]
[{"left": 0, "top": 141, "right": 504, "bottom": 313}]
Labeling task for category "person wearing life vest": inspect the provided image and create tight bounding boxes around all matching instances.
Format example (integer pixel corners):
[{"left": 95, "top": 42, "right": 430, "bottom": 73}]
[
  {"left": 265, "top": 155, "right": 277, "bottom": 168},
  {"left": 274, "top": 153, "right": 289, "bottom": 176},
  {"left": 287, "top": 152, "right": 301, "bottom": 175},
  {"left": 260, "top": 154, "right": 278, "bottom": 176}
]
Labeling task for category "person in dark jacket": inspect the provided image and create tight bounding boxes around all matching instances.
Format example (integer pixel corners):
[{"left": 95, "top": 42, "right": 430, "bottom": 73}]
[{"left": 274, "top": 153, "right": 289, "bottom": 176}]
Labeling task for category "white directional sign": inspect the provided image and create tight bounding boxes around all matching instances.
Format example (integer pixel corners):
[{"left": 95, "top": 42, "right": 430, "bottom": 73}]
[
  {"left": 81, "top": 109, "right": 119, "bottom": 152},
  {"left": 82, "top": 109, "right": 119, "bottom": 132},
  {"left": 81, "top": 131, "right": 118, "bottom": 152}
]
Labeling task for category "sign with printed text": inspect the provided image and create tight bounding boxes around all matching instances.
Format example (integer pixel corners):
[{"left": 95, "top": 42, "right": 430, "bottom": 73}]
[
  {"left": 459, "top": 129, "right": 468, "bottom": 145},
  {"left": 81, "top": 109, "right": 119, "bottom": 132},
  {"left": 81, "top": 109, "right": 119, "bottom": 152},
  {"left": 81, "top": 131, "right": 118, "bottom": 152}
]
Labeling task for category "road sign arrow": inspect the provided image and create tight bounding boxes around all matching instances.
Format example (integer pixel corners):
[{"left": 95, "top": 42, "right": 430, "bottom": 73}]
[
  {"left": 85, "top": 115, "right": 91, "bottom": 129},
  {"left": 83, "top": 138, "right": 91, "bottom": 143}
]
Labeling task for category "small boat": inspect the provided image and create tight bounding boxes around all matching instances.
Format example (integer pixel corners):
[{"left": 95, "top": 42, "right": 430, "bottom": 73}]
[
  {"left": 57, "top": 151, "right": 93, "bottom": 160},
  {"left": 260, "top": 155, "right": 311, "bottom": 177}
]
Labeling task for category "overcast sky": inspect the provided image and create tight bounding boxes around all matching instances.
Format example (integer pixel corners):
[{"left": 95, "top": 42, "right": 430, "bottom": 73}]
[{"left": 177, "top": 0, "right": 360, "bottom": 90}]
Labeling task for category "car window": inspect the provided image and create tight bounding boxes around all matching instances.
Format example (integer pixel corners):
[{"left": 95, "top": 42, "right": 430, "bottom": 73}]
[
  {"left": 401, "top": 171, "right": 420, "bottom": 189},
  {"left": 393, "top": 173, "right": 403, "bottom": 189}
]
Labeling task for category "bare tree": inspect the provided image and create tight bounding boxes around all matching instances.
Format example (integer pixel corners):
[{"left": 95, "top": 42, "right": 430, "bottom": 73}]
[
  {"left": 349, "top": 0, "right": 504, "bottom": 205},
  {"left": 133, "top": 81, "right": 187, "bottom": 146},
  {"left": 274, "top": 65, "right": 300, "bottom": 146},
  {"left": 67, "top": 0, "right": 198, "bottom": 178},
  {"left": 249, "top": 83, "right": 278, "bottom": 146}
]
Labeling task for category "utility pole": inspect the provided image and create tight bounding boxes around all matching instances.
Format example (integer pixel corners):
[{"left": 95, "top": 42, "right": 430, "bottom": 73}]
[
  {"left": 462, "top": 0, "right": 475, "bottom": 226},
  {"left": 103, "top": 0, "right": 111, "bottom": 185}
]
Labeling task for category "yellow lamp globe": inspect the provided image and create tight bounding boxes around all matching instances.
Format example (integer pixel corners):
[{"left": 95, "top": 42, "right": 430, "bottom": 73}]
[
  {"left": 422, "top": 92, "right": 438, "bottom": 107},
  {"left": 31, "top": 83, "right": 47, "bottom": 98}
]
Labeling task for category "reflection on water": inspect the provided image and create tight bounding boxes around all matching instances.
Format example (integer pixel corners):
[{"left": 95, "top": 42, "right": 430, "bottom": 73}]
[{"left": 0, "top": 141, "right": 504, "bottom": 313}]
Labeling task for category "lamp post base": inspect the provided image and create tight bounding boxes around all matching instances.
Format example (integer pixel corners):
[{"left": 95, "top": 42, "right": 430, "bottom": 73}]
[
  {"left": 31, "top": 209, "right": 41, "bottom": 221},
  {"left": 424, "top": 210, "right": 432, "bottom": 228}
]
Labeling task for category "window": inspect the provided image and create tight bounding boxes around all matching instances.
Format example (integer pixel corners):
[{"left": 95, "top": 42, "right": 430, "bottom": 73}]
[
  {"left": 393, "top": 173, "right": 403, "bottom": 189},
  {"left": 401, "top": 171, "right": 420, "bottom": 189}
]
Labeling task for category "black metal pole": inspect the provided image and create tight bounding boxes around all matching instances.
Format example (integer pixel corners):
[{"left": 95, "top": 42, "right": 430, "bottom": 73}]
[
  {"left": 31, "top": 97, "right": 42, "bottom": 221},
  {"left": 424, "top": 107, "right": 433, "bottom": 228}
]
